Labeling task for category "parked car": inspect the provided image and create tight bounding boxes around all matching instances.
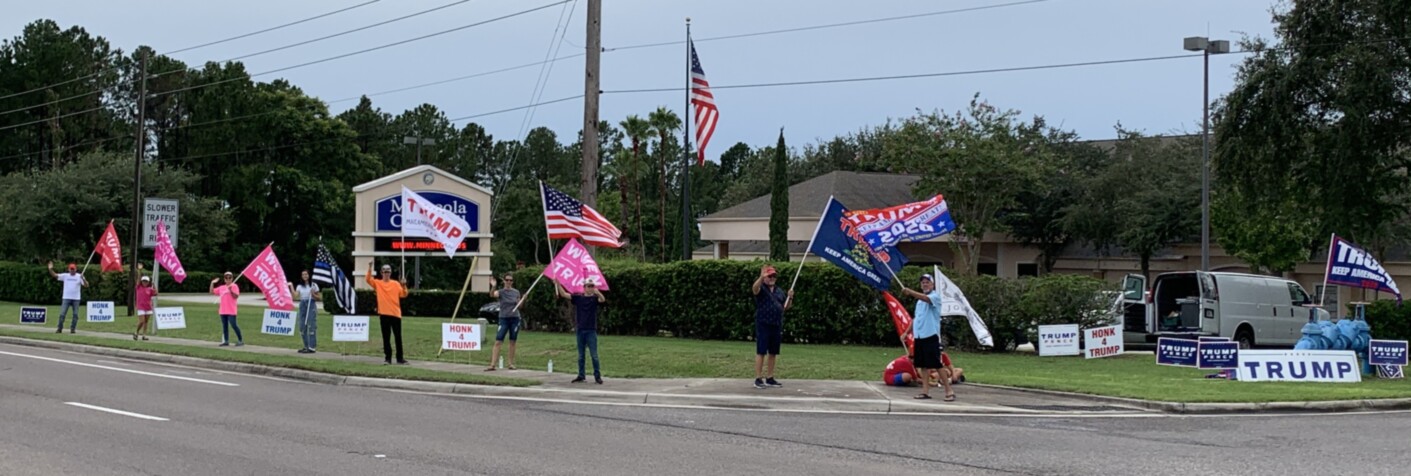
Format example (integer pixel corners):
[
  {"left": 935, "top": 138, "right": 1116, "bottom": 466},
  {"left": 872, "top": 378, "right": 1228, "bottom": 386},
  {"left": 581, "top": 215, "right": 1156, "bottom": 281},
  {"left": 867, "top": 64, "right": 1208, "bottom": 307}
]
[
  {"left": 1120, "top": 272, "right": 1328, "bottom": 349},
  {"left": 478, "top": 302, "right": 500, "bottom": 323}
]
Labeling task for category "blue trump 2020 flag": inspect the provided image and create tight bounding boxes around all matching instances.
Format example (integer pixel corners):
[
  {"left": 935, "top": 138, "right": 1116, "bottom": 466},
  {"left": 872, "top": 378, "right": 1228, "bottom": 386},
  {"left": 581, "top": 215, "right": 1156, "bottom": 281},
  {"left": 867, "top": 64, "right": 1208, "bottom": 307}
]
[
  {"left": 805, "top": 197, "right": 907, "bottom": 290},
  {"left": 1324, "top": 235, "right": 1402, "bottom": 303}
]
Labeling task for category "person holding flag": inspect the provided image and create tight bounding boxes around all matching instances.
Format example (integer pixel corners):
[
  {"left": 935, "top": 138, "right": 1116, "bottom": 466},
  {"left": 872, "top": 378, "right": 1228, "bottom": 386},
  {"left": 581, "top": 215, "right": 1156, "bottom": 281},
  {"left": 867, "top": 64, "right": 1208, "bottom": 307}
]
[
  {"left": 291, "top": 270, "right": 321, "bottom": 354},
  {"left": 557, "top": 277, "right": 606, "bottom": 384},
  {"left": 133, "top": 275, "right": 156, "bottom": 340},
  {"left": 47, "top": 261, "right": 87, "bottom": 334},
  {"left": 901, "top": 274, "right": 954, "bottom": 401},
  {"left": 367, "top": 262, "right": 409, "bottom": 365},
  {"left": 751, "top": 265, "right": 793, "bottom": 389},
  {"left": 210, "top": 272, "right": 244, "bottom": 347}
]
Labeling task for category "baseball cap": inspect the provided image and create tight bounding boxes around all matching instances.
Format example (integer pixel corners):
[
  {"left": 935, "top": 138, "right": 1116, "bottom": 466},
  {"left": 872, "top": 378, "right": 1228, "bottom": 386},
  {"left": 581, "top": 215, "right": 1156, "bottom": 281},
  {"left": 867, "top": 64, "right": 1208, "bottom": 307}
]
[
  {"left": 920, "top": 274, "right": 934, "bottom": 282},
  {"left": 584, "top": 277, "right": 598, "bottom": 287},
  {"left": 140, "top": 276, "right": 151, "bottom": 282},
  {"left": 763, "top": 265, "right": 778, "bottom": 277},
  {"left": 67, "top": 263, "right": 77, "bottom": 270}
]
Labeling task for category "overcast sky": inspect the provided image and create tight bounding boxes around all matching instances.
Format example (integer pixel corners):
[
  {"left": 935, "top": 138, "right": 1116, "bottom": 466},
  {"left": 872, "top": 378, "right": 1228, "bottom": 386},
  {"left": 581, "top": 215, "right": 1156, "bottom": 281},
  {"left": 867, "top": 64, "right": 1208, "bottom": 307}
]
[{"left": 5, "top": 0, "right": 1279, "bottom": 158}]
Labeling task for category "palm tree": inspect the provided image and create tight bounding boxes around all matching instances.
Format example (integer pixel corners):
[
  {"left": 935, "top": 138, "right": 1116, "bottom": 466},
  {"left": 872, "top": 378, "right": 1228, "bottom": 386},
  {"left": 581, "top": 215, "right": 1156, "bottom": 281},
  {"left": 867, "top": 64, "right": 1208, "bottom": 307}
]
[
  {"left": 648, "top": 107, "right": 682, "bottom": 262},
  {"left": 619, "top": 115, "right": 652, "bottom": 261}
]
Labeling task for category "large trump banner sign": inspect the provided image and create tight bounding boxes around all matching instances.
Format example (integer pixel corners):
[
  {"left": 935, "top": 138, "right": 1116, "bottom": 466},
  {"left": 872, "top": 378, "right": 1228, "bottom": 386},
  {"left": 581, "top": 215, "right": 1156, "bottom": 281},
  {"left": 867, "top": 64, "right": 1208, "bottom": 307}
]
[{"left": 1324, "top": 235, "right": 1401, "bottom": 302}]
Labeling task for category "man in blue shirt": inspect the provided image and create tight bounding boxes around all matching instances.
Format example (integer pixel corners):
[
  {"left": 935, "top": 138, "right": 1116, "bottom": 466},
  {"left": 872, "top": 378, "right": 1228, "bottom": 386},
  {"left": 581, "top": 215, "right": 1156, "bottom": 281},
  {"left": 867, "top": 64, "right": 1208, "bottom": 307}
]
[
  {"left": 558, "top": 278, "right": 606, "bottom": 384},
  {"left": 902, "top": 274, "right": 954, "bottom": 401},
  {"left": 751, "top": 265, "right": 793, "bottom": 389}
]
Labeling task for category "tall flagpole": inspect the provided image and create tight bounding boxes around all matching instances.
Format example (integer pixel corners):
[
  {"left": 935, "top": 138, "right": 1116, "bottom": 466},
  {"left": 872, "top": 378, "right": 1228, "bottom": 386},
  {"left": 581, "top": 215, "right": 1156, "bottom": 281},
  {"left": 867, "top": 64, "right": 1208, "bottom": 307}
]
[{"left": 680, "top": 18, "right": 693, "bottom": 261}]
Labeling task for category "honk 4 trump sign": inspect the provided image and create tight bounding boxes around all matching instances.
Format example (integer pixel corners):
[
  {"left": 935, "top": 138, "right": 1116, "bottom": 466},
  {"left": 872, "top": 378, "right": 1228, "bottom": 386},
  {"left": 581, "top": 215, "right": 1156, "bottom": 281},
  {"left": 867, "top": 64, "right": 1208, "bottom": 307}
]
[{"left": 442, "top": 323, "right": 482, "bottom": 351}]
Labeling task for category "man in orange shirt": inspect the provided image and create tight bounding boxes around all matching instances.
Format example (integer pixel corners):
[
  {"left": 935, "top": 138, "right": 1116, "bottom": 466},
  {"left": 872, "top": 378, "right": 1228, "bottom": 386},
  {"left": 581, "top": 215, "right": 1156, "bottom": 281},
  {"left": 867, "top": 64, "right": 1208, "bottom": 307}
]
[{"left": 367, "top": 263, "right": 410, "bottom": 365}]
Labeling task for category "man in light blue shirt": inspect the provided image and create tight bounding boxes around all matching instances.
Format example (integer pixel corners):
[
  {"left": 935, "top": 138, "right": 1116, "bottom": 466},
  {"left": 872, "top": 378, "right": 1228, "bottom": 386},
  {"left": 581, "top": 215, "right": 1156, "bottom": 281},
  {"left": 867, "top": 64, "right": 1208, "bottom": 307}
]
[{"left": 902, "top": 273, "right": 954, "bottom": 401}]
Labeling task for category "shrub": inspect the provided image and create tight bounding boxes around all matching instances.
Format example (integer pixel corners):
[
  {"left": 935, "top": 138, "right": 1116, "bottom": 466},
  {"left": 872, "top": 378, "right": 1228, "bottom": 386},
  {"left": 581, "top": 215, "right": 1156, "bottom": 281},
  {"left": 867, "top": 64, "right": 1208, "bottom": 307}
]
[
  {"left": 0, "top": 261, "right": 219, "bottom": 305},
  {"left": 322, "top": 289, "right": 495, "bottom": 319},
  {"left": 1361, "top": 300, "right": 1411, "bottom": 341}
]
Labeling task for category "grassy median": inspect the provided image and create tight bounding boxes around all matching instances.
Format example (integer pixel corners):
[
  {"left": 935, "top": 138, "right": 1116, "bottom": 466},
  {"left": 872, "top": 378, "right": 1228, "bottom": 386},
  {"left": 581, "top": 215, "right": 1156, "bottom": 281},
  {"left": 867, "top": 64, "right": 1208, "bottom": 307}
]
[{"left": 4, "top": 300, "right": 1410, "bottom": 402}]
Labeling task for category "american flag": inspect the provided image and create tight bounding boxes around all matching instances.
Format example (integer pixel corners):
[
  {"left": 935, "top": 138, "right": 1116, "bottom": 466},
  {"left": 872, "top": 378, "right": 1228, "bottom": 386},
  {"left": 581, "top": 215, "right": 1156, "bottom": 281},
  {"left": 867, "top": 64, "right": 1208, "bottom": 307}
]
[
  {"left": 314, "top": 244, "right": 356, "bottom": 314},
  {"left": 541, "top": 182, "right": 623, "bottom": 248},
  {"left": 689, "top": 38, "right": 718, "bottom": 166}
]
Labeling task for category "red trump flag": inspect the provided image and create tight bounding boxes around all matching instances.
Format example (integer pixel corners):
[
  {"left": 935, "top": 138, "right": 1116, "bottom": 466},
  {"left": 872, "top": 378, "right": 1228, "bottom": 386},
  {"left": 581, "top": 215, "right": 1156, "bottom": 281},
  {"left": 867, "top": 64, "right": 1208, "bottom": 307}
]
[{"left": 94, "top": 221, "right": 123, "bottom": 272}]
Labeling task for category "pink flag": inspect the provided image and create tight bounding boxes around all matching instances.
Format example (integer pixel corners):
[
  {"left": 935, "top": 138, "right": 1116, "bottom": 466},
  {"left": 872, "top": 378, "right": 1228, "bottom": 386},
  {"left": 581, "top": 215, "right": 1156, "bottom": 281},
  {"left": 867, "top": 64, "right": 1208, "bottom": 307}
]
[
  {"left": 94, "top": 221, "right": 124, "bottom": 272},
  {"left": 153, "top": 220, "right": 186, "bottom": 283},
  {"left": 543, "top": 238, "right": 610, "bottom": 294},
  {"left": 240, "top": 244, "right": 295, "bottom": 311}
]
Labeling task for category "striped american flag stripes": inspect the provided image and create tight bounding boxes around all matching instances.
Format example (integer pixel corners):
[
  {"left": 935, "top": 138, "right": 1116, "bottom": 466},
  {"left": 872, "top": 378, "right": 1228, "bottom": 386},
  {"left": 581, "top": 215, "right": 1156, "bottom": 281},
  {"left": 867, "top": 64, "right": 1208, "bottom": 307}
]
[
  {"left": 314, "top": 244, "right": 355, "bottom": 314},
  {"left": 689, "top": 38, "right": 718, "bottom": 166},
  {"left": 541, "top": 182, "right": 623, "bottom": 248}
]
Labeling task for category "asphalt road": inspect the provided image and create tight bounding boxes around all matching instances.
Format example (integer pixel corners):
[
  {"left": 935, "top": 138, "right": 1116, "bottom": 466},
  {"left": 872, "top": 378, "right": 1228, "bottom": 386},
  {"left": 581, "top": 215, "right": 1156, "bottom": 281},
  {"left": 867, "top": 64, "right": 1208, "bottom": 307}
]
[{"left": 1, "top": 342, "right": 1408, "bottom": 476}]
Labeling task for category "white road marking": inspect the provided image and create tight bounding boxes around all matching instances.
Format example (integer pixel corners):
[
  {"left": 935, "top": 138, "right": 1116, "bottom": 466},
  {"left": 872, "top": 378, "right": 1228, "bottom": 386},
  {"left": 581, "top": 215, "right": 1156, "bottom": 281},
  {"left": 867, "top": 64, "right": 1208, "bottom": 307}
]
[
  {"left": 65, "top": 402, "right": 169, "bottom": 421},
  {"left": 0, "top": 350, "right": 238, "bottom": 387}
]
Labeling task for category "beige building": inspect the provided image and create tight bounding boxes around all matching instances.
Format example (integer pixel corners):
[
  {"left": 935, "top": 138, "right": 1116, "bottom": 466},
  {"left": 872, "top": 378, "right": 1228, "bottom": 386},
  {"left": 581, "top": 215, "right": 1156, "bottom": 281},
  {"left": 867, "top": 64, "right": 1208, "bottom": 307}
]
[
  {"left": 351, "top": 165, "right": 493, "bottom": 290},
  {"left": 696, "top": 170, "right": 1410, "bottom": 312}
]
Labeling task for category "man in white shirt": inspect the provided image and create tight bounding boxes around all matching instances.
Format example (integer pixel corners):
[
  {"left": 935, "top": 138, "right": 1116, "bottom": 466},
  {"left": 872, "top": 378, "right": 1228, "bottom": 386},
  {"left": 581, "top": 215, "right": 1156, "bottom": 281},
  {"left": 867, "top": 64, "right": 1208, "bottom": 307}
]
[{"left": 47, "top": 261, "right": 88, "bottom": 334}]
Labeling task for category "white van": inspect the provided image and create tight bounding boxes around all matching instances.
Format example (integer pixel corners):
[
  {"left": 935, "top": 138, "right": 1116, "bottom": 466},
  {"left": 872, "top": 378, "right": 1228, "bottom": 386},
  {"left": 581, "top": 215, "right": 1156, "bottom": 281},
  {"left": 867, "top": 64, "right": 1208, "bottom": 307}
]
[{"left": 1119, "top": 272, "right": 1329, "bottom": 348}]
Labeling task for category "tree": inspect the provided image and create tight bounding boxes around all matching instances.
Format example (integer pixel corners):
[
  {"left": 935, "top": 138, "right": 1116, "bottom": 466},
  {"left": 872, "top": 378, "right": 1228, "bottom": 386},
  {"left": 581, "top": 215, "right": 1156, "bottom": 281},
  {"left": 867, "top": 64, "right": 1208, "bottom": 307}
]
[
  {"left": 618, "top": 115, "right": 652, "bottom": 259},
  {"left": 769, "top": 129, "right": 790, "bottom": 261},
  {"left": 648, "top": 107, "right": 681, "bottom": 262},
  {"left": 717, "top": 142, "right": 750, "bottom": 182},
  {"left": 879, "top": 96, "right": 1051, "bottom": 275},
  {"left": 1003, "top": 137, "right": 1106, "bottom": 272},
  {"left": 0, "top": 20, "right": 124, "bottom": 172},
  {"left": 1214, "top": 0, "right": 1411, "bottom": 263},
  {"left": 1108, "top": 132, "right": 1201, "bottom": 277}
]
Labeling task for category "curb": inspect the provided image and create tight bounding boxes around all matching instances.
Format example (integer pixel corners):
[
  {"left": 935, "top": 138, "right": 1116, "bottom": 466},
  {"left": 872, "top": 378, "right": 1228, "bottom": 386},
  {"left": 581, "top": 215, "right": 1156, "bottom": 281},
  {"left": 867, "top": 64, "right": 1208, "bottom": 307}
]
[{"left": 964, "top": 382, "right": 1411, "bottom": 414}]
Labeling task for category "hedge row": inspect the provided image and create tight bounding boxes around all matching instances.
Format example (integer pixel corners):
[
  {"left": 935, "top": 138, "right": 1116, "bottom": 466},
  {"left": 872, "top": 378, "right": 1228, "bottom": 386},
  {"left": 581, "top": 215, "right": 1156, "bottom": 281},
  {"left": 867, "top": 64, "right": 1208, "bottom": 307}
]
[
  {"left": 508, "top": 260, "right": 1116, "bottom": 350},
  {"left": 1361, "top": 301, "right": 1411, "bottom": 341},
  {"left": 321, "top": 289, "right": 496, "bottom": 319},
  {"left": 0, "top": 261, "right": 220, "bottom": 305}
]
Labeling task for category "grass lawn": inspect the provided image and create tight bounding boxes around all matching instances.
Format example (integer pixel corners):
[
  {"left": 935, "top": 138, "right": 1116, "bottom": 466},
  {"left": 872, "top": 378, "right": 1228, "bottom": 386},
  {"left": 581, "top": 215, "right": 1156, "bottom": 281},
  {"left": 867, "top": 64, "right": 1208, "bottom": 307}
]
[{"left": 5, "top": 300, "right": 1410, "bottom": 403}]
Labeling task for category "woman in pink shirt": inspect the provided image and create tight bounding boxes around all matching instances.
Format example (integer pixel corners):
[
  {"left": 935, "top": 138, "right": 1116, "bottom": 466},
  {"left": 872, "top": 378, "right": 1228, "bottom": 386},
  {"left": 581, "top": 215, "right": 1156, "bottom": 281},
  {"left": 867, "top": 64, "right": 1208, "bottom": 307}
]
[
  {"left": 133, "top": 276, "right": 157, "bottom": 340},
  {"left": 210, "top": 271, "right": 244, "bottom": 346}
]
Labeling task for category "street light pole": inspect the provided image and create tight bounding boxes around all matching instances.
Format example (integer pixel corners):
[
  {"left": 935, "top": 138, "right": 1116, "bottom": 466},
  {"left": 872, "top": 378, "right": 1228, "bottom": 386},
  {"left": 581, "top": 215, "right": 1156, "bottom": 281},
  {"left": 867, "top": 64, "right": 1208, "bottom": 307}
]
[
  {"left": 402, "top": 135, "right": 436, "bottom": 289},
  {"left": 1184, "top": 36, "right": 1228, "bottom": 273}
]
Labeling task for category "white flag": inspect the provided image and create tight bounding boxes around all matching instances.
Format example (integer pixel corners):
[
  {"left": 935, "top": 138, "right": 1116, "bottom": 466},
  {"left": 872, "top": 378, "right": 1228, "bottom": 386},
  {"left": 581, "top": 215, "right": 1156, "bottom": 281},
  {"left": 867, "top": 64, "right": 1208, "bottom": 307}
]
[
  {"left": 935, "top": 265, "right": 993, "bottom": 347},
  {"left": 401, "top": 186, "right": 471, "bottom": 257}
]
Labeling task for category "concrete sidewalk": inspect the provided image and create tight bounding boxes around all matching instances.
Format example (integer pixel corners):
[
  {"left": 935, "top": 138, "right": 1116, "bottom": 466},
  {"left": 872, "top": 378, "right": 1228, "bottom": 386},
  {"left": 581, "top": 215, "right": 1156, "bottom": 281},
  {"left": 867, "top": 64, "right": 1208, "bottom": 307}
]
[{"left": 0, "top": 323, "right": 1145, "bottom": 415}]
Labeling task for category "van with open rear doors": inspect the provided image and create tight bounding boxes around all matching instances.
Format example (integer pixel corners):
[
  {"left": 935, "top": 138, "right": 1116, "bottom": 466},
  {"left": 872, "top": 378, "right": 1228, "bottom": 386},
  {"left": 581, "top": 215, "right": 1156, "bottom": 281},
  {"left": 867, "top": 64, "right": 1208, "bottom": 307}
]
[{"left": 1119, "top": 272, "right": 1329, "bottom": 349}]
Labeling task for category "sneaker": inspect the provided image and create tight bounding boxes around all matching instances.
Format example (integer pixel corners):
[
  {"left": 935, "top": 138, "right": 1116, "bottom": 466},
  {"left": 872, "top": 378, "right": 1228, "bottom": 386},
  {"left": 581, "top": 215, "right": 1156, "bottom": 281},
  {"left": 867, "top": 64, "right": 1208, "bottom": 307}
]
[
  {"left": 235, "top": 342, "right": 244, "bottom": 347},
  {"left": 384, "top": 360, "right": 392, "bottom": 365},
  {"left": 753, "top": 378, "right": 766, "bottom": 389},
  {"left": 69, "top": 329, "right": 76, "bottom": 334},
  {"left": 297, "top": 349, "right": 311, "bottom": 354},
  {"left": 219, "top": 342, "right": 230, "bottom": 347},
  {"left": 571, "top": 376, "right": 586, "bottom": 383},
  {"left": 595, "top": 376, "right": 603, "bottom": 384},
  {"left": 396, "top": 360, "right": 409, "bottom": 365},
  {"left": 133, "top": 333, "right": 138, "bottom": 341},
  {"left": 55, "top": 329, "right": 62, "bottom": 334},
  {"left": 307, "top": 349, "right": 316, "bottom": 354},
  {"left": 765, "top": 378, "right": 782, "bottom": 388}
]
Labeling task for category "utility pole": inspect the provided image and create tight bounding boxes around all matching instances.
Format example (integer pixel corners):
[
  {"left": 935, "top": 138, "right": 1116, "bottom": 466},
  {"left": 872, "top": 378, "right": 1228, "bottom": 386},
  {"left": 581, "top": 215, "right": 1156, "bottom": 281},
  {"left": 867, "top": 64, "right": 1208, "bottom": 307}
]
[
  {"left": 127, "top": 51, "right": 148, "bottom": 316},
  {"left": 580, "top": 0, "right": 602, "bottom": 212}
]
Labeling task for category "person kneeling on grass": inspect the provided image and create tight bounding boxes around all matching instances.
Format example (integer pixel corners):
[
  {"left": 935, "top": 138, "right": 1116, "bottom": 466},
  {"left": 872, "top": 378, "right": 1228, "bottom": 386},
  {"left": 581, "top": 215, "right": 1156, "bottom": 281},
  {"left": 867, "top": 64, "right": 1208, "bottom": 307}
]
[
  {"left": 882, "top": 354, "right": 965, "bottom": 387},
  {"left": 133, "top": 276, "right": 156, "bottom": 340},
  {"left": 557, "top": 278, "right": 605, "bottom": 384}
]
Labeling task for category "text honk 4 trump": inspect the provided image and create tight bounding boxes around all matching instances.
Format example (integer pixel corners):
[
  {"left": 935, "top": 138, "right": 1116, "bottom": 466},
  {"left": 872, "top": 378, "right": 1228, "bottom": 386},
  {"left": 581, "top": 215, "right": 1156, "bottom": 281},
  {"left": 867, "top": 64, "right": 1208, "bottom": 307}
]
[{"left": 441, "top": 323, "right": 482, "bottom": 351}]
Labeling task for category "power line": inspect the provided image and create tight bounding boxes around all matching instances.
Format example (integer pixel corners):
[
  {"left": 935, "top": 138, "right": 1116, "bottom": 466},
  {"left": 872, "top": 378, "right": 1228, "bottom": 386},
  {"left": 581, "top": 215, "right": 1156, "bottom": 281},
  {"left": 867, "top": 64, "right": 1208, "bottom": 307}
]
[
  {"left": 149, "top": 1, "right": 569, "bottom": 100},
  {"left": 0, "top": 0, "right": 384, "bottom": 103},
  {"left": 492, "top": 0, "right": 580, "bottom": 216},
  {"left": 448, "top": 94, "right": 584, "bottom": 121},
  {"left": 605, "top": 53, "right": 1208, "bottom": 95},
  {"left": 605, "top": 0, "right": 1051, "bottom": 52},
  {"left": 218, "top": 0, "right": 473, "bottom": 65},
  {"left": 167, "top": 0, "right": 385, "bottom": 55}
]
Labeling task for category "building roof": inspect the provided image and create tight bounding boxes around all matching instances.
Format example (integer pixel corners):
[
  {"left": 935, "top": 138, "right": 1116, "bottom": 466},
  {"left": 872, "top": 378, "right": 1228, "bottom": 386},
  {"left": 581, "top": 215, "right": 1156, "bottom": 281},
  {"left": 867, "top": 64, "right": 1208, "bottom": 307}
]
[
  {"left": 351, "top": 165, "right": 494, "bottom": 196},
  {"left": 694, "top": 240, "right": 810, "bottom": 255},
  {"left": 702, "top": 171, "right": 920, "bottom": 220}
]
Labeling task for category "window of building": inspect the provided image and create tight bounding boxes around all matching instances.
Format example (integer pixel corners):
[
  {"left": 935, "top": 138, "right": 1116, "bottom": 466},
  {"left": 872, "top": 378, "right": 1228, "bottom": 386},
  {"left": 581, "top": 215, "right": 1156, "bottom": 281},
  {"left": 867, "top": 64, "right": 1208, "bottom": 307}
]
[
  {"left": 1017, "top": 263, "right": 1039, "bottom": 277},
  {"left": 978, "top": 263, "right": 998, "bottom": 276}
]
